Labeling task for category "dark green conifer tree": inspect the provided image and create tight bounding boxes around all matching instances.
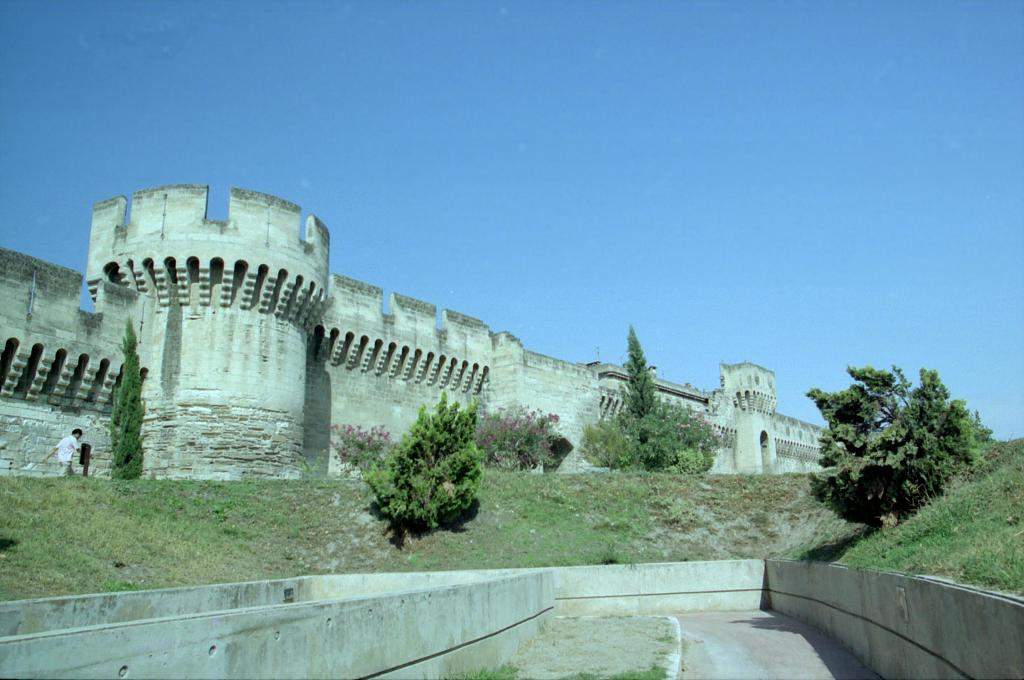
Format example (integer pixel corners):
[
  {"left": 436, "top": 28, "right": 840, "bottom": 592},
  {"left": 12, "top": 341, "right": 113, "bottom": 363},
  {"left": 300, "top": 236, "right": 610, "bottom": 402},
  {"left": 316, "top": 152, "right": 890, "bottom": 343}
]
[
  {"left": 110, "top": 319, "right": 144, "bottom": 479},
  {"left": 624, "top": 326, "right": 656, "bottom": 420},
  {"left": 808, "top": 365, "right": 981, "bottom": 526}
]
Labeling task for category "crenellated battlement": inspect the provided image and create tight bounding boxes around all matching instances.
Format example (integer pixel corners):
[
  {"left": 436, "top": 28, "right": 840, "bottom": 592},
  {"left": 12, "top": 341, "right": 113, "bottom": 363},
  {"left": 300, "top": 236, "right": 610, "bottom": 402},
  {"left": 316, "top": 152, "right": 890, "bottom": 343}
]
[
  {"left": 721, "top": 361, "right": 778, "bottom": 414},
  {"left": 0, "top": 249, "right": 138, "bottom": 343},
  {"left": 316, "top": 273, "right": 494, "bottom": 397},
  {"left": 1, "top": 185, "right": 823, "bottom": 479},
  {"left": 89, "top": 185, "right": 321, "bottom": 248},
  {"left": 0, "top": 250, "right": 145, "bottom": 415},
  {"left": 86, "top": 185, "right": 331, "bottom": 331},
  {"left": 390, "top": 293, "right": 436, "bottom": 337}
]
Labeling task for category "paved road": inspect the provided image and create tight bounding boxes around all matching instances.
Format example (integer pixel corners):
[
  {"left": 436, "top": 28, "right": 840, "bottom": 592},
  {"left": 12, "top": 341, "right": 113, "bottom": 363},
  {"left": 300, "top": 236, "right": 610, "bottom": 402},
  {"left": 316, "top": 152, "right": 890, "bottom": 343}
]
[{"left": 675, "top": 610, "right": 877, "bottom": 679}]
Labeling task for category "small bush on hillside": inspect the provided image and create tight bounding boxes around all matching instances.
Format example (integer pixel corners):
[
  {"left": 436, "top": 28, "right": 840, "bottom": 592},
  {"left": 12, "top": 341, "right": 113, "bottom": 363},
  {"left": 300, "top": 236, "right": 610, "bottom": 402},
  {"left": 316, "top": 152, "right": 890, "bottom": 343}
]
[
  {"left": 366, "top": 394, "right": 484, "bottom": 530},
  {"left": 475, "top": 407, "right": 561, "bottom": 471},
  {"left": 619, "top": 401, "right": 720, "bottom": 473},
  {"left": 330, "top": 424, "right": 393, "bottom": 474},
  {"left": 808, "top": 365, "right": 985, "bottom": 527},
  {"left": 582, "top": 419, "right": 632, "bottom": 468}
]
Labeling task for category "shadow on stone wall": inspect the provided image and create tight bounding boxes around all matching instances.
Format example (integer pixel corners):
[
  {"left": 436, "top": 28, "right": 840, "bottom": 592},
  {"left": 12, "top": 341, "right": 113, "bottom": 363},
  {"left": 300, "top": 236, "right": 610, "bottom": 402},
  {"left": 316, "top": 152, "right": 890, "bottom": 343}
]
[{"left": 303, "top": 349, "right": 331, "bottom": 476}]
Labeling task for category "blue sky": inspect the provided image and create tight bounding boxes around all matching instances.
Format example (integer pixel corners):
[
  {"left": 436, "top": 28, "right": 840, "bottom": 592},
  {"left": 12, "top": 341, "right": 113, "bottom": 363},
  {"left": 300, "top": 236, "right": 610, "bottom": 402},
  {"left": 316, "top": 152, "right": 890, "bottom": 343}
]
[{"left": 1, "top": 1, "right": 1021, "bottom": 436}]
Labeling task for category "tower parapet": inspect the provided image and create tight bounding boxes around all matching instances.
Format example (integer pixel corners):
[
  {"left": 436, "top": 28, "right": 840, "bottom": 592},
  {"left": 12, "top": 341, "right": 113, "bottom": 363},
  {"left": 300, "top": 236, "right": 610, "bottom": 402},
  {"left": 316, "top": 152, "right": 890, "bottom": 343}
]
[
  {"left": 721, "top": 362, "right": 777, "bottom": 415},
  {"left": 83, "top": 185, "right": 331, "bottom": 479},
  {"left": 86, "top": 185, "right": 329, "bottom": 323}
]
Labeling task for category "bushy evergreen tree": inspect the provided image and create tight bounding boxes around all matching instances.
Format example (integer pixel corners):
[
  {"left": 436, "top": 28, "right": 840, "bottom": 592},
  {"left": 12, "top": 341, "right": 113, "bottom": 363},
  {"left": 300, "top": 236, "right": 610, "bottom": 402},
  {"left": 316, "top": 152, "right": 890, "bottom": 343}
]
[
  {"left": 808, "top": 365, "right": 982, "bottom": 526},
  {"left": 366, "top": 393, "right": 484, "bottom": 530},
  {"left": 110, "top": 319, "right": 144, "bottom": 479},
  {"left": 623, "top": 326, "right": 656, "bottom": 420},
  {"left": 583, "top": 326, "right": 719, "bottom": 474}
]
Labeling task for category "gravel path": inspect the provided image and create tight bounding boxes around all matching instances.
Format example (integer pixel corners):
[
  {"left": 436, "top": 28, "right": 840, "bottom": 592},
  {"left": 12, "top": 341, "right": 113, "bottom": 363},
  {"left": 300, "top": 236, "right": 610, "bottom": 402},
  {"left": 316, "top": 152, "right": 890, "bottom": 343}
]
[{"left": 510, "top": 615, "right": 680, "bottom": 678}]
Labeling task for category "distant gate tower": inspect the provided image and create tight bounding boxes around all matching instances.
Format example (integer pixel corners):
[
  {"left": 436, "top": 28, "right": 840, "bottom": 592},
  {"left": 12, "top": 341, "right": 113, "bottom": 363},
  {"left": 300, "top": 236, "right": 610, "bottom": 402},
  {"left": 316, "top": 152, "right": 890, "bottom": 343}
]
[{"left": 86, "top": 185, "right": 330, "bottom": 478}]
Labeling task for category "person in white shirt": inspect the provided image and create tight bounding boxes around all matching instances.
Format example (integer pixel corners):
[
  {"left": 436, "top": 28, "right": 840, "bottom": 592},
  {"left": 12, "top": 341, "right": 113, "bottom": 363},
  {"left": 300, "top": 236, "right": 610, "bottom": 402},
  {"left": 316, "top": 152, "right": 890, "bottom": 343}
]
[{"left": 42, "top": 428, "right": 83, "bottom": 476}]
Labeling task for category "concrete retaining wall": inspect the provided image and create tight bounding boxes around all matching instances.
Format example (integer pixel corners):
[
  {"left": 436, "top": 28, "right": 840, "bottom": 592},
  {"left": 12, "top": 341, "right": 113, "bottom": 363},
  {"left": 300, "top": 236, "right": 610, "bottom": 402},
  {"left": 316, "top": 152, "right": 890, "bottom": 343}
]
[
  {"left": 0, "top": 576, "right": 321, "bottom": 637},
  {"left": 546, "top": 560, "right": 766, "bottom": 615},
  {"left": 0, "top": 571, "right": 554, "bottom": 679},
  {"left": 312, "top": 560, "right": 766, "bottom": 615},
  {"left": 765, "top": 560, "right": 1024, "bottom": 679},
  {"left": 4, "top": 560, "right": 1023, "bottom": 678}
]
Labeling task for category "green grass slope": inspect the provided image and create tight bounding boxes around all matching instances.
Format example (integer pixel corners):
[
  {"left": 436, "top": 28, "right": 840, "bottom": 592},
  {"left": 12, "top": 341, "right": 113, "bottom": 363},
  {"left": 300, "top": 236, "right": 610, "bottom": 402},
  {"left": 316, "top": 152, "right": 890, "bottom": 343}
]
[
  {"left": 835, "top": 439, "right": 1024, "bottom": 594},
  {"left": 0, "top": 471, "right": 854, "bottom": 601},
  {"left": 4, "top": 441, "right": 1017, "bottom": 602}
]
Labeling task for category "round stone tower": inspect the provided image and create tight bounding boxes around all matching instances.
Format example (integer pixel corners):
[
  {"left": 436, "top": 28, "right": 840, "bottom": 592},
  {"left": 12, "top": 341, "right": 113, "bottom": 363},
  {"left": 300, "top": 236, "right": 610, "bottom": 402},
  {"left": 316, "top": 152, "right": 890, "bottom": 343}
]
[{"left": 86, "top": 185, "right": 330, "bottom": 479}]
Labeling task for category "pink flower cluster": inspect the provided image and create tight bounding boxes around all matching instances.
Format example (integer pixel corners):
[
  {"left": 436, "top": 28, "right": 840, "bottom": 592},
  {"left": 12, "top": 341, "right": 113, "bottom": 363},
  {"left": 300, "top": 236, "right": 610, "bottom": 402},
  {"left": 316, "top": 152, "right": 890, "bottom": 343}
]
[
  {"left": 330, "top": 424, "right": 393, "bottom": 470},
  {"left": 475, "top": 407, "right": 561, "bottom": 471}
]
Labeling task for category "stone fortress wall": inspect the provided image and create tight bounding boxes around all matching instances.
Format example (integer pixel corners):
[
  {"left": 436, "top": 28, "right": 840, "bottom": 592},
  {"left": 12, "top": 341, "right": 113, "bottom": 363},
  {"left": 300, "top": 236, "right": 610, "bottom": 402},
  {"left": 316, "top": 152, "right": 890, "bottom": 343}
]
[{"left": 0, "top": 185, "right": 823, "bottom": 479}]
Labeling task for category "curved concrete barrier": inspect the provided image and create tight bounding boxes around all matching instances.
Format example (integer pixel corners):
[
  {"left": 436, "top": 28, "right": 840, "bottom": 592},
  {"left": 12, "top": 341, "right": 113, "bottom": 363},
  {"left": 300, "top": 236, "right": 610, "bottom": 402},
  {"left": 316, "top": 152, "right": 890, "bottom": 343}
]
[
  {"left": 3, "top": 560, "right": 1022, "bottom": 678},
  {"left": 765, "top": 560, "right": 1024, "bottom": 679},
  {"left": 0, "top": 576, "right": 322, "bottom": 637},
  {"left": 0, "top": 571, "right": 554, "bottom": 679},
  {"left": 545, "top": 559, "right": 766, "bottom": 615}
]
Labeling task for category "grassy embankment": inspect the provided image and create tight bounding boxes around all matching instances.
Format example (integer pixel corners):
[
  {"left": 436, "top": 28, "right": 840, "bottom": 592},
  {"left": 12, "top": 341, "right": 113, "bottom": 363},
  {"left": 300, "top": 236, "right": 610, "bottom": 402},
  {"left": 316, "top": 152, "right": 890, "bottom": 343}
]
[
  {"left": 1, "top": 439, "right": 1020, "bottom": 601},
  {"left": 822, "top": 438, "right": 1024, "bottom": 594},
  {"left": 0, "top": 470, "right": 853, "bottom": 601}
]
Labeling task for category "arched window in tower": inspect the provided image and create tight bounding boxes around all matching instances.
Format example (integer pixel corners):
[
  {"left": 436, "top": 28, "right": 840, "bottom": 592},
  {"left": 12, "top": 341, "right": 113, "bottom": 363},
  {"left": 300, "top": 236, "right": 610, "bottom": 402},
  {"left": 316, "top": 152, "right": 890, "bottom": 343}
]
[
  {"left": 285, "top": 275, "right": 304, "bottom": 317},
  {"left": 230, "top": 260, "right": 249, "bottom": 307},
  {"left": 338, "top": 332, "right": 355, "bottom": 366},
  {"left": 111, "top": 363, "right": 125, "bottom": 399},
  {"left": 0, "top": 338, "right": 20, "bottom": 393},
  {"left": 250, "top": 264, "right": 269, "bottom": 308},
  {"left": 87, "top": 358, "right": 110, "bottom": 403},
  {"left": 41, "top": 348, "right": 67, "bottom": 396},
  {"left": 125, "top": 259, "right": 140, "bottom": 291},
  {"left": 66, "top": 353, "right": 89, "bottom": 400},
  {"left": 325, "top": 328, "right": 339, "bottom": 362},
  {"left": 266, "top": 268, "right": 288, "bottom": 312},
  {"left": 310, "top": 325, "right": 325, "bottom": 362},
  {"left": 15, "top": 344, "right": 44, "bottom": 398},
  {"left": 164, "top": 257, "right": 178, "bottom": 284},
  {"left": 186, "top": 257, "right": 201, "bottom": 303},
  {"left": 142, "top": 258, "right": 158, "bottom": 294},
  {"left": 209, "top": 258, "right": 224, "bottom": 305},
  {"left": 760, "top": 430, "right": 770, "bottom": 470}
]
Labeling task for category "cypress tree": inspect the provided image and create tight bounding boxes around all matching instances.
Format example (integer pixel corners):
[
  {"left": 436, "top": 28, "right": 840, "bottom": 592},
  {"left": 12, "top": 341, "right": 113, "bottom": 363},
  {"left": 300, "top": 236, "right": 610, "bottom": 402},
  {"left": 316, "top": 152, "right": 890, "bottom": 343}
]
[
  {"left": 624, "top": 325, "right": 656, "bottom": 420},
  {"left": 110, "top": 318, "right": 144, "bottom": 479}
]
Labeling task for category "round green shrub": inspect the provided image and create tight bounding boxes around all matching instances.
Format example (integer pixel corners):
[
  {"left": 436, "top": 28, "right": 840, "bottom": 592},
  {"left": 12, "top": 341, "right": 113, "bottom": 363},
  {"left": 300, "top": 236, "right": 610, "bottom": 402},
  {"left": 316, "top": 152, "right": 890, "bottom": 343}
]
[{"left": 365, "top": 394, "right": 484, "bottom": 530}]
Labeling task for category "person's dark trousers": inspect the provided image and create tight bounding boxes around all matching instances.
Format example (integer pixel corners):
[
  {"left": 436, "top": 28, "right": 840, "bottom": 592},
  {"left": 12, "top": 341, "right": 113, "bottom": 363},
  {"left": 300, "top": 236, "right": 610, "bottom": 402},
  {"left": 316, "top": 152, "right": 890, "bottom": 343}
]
[{"left": 80, "top": 445, "right": 91, "bottom": 477}]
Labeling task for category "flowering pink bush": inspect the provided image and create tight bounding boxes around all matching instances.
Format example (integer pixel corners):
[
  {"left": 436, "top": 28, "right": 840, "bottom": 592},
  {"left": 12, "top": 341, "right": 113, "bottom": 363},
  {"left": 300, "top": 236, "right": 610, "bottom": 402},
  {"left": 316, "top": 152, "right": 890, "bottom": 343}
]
[
  {"left": 330, "top": 424, "right": 393, "bottom": 473},
  {"left": 475, "top": 407, "right": 561, "bottom": 471}
]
